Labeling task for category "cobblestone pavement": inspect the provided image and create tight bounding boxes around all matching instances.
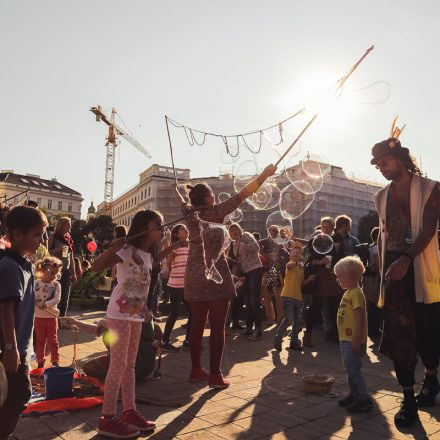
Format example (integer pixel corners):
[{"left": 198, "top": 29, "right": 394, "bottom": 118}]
[{"left": 15, "top": 310, "right": 439, "bottom": 439}]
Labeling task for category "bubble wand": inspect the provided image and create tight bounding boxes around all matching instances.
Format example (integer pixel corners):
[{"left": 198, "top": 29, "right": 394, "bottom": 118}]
[{"left": 275, "top": 45, "right": 374, "bottom": 167}]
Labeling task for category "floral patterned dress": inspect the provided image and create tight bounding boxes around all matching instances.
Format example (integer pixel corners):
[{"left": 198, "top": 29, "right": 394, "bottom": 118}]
[{"left": 182, "top": 194, "right": 241, "bottom": 302}]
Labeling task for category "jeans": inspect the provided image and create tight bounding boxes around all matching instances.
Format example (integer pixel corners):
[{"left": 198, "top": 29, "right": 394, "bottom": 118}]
[
  {"left": 243, "top": 268, "right": 263, "bottom": 331},
  {"left": 58, "top": 269, "right": 71, "bottom": 317},
  {"left": 274, "top": 297, "right": 303, "bottom": 345},
  {"left": 340, "top": 341, "right": 369, "bottom": 401},
  {"left": 0, "top": 363, "right": 32, "bottom": 439},
  {"left": 163, "top": 287, "right": 192, "bottom": 342}
]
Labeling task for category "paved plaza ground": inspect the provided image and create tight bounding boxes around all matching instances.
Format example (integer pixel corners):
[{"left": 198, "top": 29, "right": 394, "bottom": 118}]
[{"left": 16, "top": 310, "right": 440, "bottom": 440}]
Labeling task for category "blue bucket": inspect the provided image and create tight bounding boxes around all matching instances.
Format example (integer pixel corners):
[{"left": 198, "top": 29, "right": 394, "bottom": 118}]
[{"left": 44, "top": 367, "right": 75, "bottom": 400}]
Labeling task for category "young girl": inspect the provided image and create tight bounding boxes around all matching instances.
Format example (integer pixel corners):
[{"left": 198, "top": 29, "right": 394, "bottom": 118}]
[
  {"left": 92, "top": 210, "right": 183, "bottom": 439},
  {"left": 174, "top": 163, "right": 277, "bottom": 389},
  {"left": 34, "top": 256, "right": 63, "bottom": 368},
  {"left": 161, "top": 224, "right": 191, "bottom": 351}
]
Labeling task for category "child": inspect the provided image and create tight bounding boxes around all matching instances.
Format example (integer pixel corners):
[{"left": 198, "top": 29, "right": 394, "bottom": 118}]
[
  {"left": 34, "top": 256, "right": 63, "bottom": 368},
  {"left": 273, "top": 243, "right": 315, "bottom": 351},
  {"left": 0, "top": 205, "right": 48, "bottom": 439},
  {"left": 334, "top": 256, "right": 373, "bottom": 413},
  {"left": 92, "top": 209, "right": 182, "bottom": 438},
  {"left": 161, "top": 224, "right": 191, "bottom": 351}
]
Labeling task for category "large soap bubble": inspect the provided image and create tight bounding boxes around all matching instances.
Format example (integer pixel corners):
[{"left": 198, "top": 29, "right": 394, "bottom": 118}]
[
  {"left": 228, "top": 208, "right": 243, "bottom": 223},
  {"left": 262, "top": 183, "right": 281, "bottom": 210},
  {"left": 247, "top": 182, "right": 273, "bottom": 210},
  {"left": 286, "top": 163, "right": 324, "bottom": 194},
  {"left": 301, "top": 152, "right": 331, "bottom": 179},
  {"left": 265, "top": 211, "right": 293, "bottom": 245},
  {"left": 279, "top": 184, "right": 314, "bottom": 220},
  {"left": 220, "top": 148, "right": 240, "bottom": 165},
  {"left": 233, "top": 159, "right": 262, "bottom": 193},
  {"left": 218, "top": 192, "right": 231, "bottom": 203},
  {"left": 312, "top": 233, "right": 334, "bottom": 254}
]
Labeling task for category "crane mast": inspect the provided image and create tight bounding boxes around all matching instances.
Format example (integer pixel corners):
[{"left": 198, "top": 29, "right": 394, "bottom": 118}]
[{"left": 90, "top": 105, "right": 151, "bottom": 214}]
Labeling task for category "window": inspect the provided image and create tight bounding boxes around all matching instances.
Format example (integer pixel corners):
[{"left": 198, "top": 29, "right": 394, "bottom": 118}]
[
  {"left": 14, "top": 197, "right": 18, "bottom": 204},
  {"left": 148, "top": 187, "right": 151, "bottom": 197},
  {"left": 41, "top": 182, "right": 49, "bottom": 187},
  {"left": 68, "top": 203, "right": 72, "bottom": 212},
  {"left": 37, "top": 197, "right": 41, "bottom": 205},
  {"left": 20, "top": 178, "right": 29, "bottom": 184},
  {"left": 54, "top": 184, "right": 62, "bottom": 189},
  {"left": 58, "top": 201, "right": 62, "bottom": 211},
  {"left": 32, "top": 180, "right": 40, "bottom": 186},
  {"left": 48, "top": 199, "right": 52, "bottom": 210}
]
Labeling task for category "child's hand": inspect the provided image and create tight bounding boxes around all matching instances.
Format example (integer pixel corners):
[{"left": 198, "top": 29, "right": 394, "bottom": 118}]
[{"left": 60, "top": 317, "right": 76, "bottom": 327}]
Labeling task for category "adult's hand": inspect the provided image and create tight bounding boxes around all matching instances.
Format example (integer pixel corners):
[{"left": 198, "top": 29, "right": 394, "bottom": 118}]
[
  {"left": 3, "top": 347, "right": 19, "bottom": 374},
  {"left": 385, "top": 255, "right": 411, "bottom": 282}
]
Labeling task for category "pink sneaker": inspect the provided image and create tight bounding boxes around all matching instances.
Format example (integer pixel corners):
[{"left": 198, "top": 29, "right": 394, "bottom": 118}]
[
  {"left": 98, "top": 415, "right": 140, "bottom": 438},
  {"left": 209, "top": 373, "right": 230, "bottom": 389},
  {"left": 189, "top": 368, "right": 209, "bottom": 382},
  {"left": 121, "top": 409, "right": 156, "bottom": 432}
]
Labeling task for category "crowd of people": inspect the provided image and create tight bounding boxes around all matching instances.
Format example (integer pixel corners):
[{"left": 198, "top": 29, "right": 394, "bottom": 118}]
[{"left": 0, "top": 136, "right": 439, "bottom": 439}]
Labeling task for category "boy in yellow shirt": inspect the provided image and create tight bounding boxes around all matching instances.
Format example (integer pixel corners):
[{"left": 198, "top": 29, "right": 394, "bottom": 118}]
[
  {"left": 273, "top": 243, "right": 315, "bottom": 351},
  {"left": 334, "top": 256, "right": 373, "bottom": 413}
]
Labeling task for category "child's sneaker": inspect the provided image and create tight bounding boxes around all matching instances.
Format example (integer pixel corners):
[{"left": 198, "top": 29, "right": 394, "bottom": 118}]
[
  {"left": 346, "top": 398, "right": 373, "bottom": 413},
  {"left": 288, "top": 341, "right": 303, "bottom": 351},
  {"left": 160, "top": 341, "right": 179, "bottom": 352},
  {"left": 273, "top": 341, "right": 282, "bottom": 351},
  {"left": 121, "top": 409, "right": 156, "bottom": 432},
  {"left": 338, "top": 394, "right": 355, "bottom": 407},
  {"left": 189, "top": 368, "right": 209, "bottom": 382},
  {"left": 98, "top": 415, "right": 140, "bottom": 438},
  {"left": 209, "top": 373, "right": 230, "bottom": 389}
]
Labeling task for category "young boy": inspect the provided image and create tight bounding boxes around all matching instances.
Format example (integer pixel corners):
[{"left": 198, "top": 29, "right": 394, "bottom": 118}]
[
  {"left": 334, "top": 256, "right": 373, "bottom": 413},
  {"left": 0, "top": 205, "right": 48, "bottom": 439},
  {"left": 273, "top": 242, "right": 315, "bottom": 351}
]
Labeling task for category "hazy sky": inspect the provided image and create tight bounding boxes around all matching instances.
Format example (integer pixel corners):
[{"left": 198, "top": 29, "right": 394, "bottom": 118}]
[{"left": 1, "top": 1, "right": 439, "bottom": 216}]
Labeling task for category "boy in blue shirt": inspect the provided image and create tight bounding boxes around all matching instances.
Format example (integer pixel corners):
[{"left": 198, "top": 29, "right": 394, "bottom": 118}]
[{"left": 0, "top": 206, "right": 48, "bottom": 440}]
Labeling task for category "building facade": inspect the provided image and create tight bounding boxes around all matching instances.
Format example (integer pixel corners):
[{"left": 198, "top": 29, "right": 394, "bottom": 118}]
[
  {"left": 0, "top": 170, "right": 83, "bottom": 220},
  {"left": 97, "top": 164, "right": 190, "bottom": 227}
]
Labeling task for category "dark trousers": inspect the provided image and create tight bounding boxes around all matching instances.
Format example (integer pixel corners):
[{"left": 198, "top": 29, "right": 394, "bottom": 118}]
[
  {"left": 58, "top": 269, "right": 71, "bottom": 317},
  {"left": 0, "top": 363, "right": 32, "bottom": 439},
  {"left": 242, "top": 269, "right": 263, "bottom": 331},
  {"left": 230, "top": 288, "right": 244, "bottom": 324},
  {"left": 305, "top": 295, "right": 340, "bottom": 333},
  {"left": 163, "top": 287, "right": 192, "bottom": 341},
  {"left": 189, "top": 299, "right": 229, "bottom": 374},
  {"left": 367, "top": 301, "right": 383, "bottom": 337},
  {"left": 395, "top": 301, "right": 440, "bottom": 387}
]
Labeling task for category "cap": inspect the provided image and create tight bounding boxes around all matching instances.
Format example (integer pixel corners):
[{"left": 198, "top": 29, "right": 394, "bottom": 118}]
[{"left": 370, "top": 138, "right": 409, "bottom": 165}]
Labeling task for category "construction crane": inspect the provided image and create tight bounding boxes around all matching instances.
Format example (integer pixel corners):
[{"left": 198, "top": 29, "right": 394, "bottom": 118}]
[{"left": 90, "top": 105, "right": 151, "bottom": 213}]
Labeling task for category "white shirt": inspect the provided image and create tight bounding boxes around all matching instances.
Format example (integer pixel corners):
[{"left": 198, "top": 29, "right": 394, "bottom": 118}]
[
  {"left": 106, "top": 244, "right": 152, "bottom": 322},
  {"left": 34, "top": 279, "right": 61, "bottom": 318}
]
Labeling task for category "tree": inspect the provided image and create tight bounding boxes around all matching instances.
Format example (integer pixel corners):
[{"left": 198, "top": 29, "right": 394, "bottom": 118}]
[
  {"left": 83, "top": 215, "right": 116, "bottom": 255},
  {"left": 70, "top": 219, "right": 88, "bottom": 257},
  {"left": 357, "top": 211, "right": 379, "bottom": 244}
]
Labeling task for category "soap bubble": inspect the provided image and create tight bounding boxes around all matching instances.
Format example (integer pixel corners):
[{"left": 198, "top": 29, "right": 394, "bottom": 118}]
[
  {"left": 233, "top": 159, "right": 262, "bottom": 193},
  {"left": 286, "top": 162, "right": 324, "bottom": 194},
  {"left": 301, "top": 152, "right": 331, "bottom": 179},
  {"left": 348, "top": 80, "right": 392, "bottom": 106},
  {"left": 262, "top": 183, "right": 281, "bottom": 210},
  {"left": 247, "top": 182, "right": 273, "bottom": 210},
  {"left": 279, "top": 184, "right": 315, "bottom": 220},
  {"left": 312, "top": 233, "right": 334, "bottom": 254},
  {"left": 265, "top": 211, "right": 293, "bottom": 245},
  {"left": 228, "top": 208, "right": 243, "bottom": 223},
  {"left": 220, "top": 148, "right": 240, "bottom": 165},
  {"left": 205, "top": 260, "right": 223, "bottom": 284},
  {"left": 218, "top": 192, "right": 231, "bottom": 203}
]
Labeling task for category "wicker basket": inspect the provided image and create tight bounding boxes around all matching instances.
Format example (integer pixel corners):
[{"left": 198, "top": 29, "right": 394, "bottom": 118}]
[{"left": 302, "top": 374, "right": 335, "bottom": 395}]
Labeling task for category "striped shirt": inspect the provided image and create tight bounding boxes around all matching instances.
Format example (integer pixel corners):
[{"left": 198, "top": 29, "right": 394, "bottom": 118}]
[{"left": 168, "top": 246, "right": 189, "bottom": 288}]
